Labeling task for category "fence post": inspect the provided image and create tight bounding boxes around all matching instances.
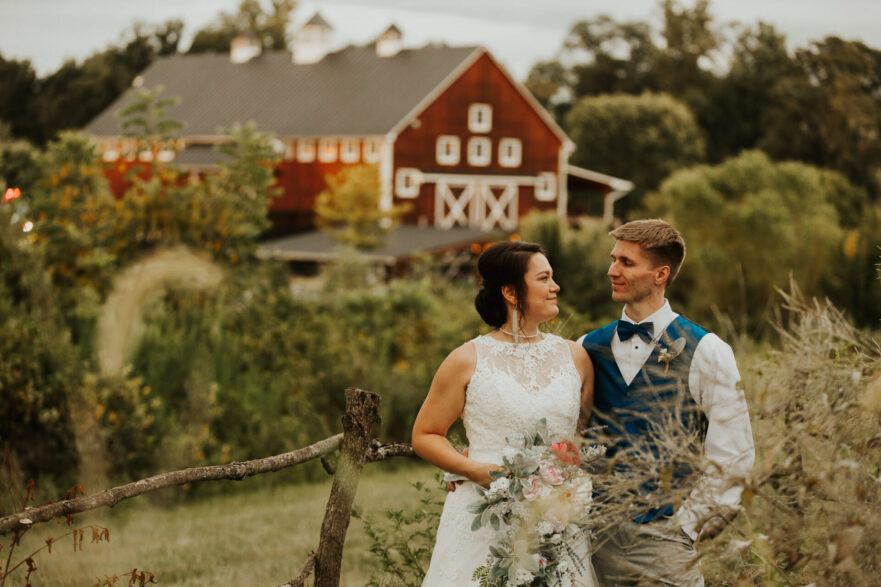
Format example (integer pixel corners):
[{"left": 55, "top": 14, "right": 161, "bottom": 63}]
[{"left": 313, "top": 388, "right": 381, "bottom": 587}]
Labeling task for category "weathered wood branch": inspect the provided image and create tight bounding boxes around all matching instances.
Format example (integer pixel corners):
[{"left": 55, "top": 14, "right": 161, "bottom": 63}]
[
  {"left": 281, "top": 551, "right": 317, "bottom": 587},
  {"left": 314, "top": 388, "right": 382, "bottom": 587},
  {"left": 0, "top": 433, "right": 344, "bottom": 535},
  {"left": 366, "top": 440, "right": 416, "bottom": 461}
]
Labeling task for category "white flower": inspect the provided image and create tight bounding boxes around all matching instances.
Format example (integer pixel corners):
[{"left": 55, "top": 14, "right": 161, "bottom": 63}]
[
  {"left": 514, "top": 568, "right": 535, "bottom": 586},
  {"left": 537, "top": 520, "right": 555, "bottom": 536},
  {"left": 490, "top": 476, "right": 511, "bottom": 493},
  {"left": 503, "top": 446, "right": 520, "bottom": 460},
  {"left": 581, "top": 444, "right": 606, "bottom": 459}
]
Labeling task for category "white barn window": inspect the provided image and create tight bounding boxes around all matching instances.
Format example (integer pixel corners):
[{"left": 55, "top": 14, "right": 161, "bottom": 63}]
[
  {"left": 535, "top": 172, "right": 557, "bottom": 201},
  {"left": 297, "top": 139, "right": 316, "bottom": 162},
  {"left": 395, "top": 167, "right": 422, "bottom": 198},
  {"left": 468, "top": 103, "right": 492, "bottom": 133},
  {"left": 498, "top": 138, "right": 522, "bottom": 168},
  {"left": 436, "top": 135, "right": 460, "bottom": 166},
  {"left": 363, "top": 139, "right": 382, "bottom": 163},
  {"left": 318, "top": 139, "right": 337, "bottom": 162},
  {"left": 467, "top": 137, "right": 492, "bottom": 167},
  {"left": 102, "top": 140, "right": 119, "bottom": 162},
  {"left": 340, "top": 139, "right": 360, "bottom": 163}
]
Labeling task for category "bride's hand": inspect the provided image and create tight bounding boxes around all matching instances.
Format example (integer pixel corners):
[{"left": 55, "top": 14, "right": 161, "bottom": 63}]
[{"left": 466, "top": 461, "right": 506, "bottom": 489}]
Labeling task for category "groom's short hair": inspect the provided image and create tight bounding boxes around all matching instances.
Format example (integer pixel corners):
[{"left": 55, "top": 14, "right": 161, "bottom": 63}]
[{"left": 609, "top": 219, "right": 686, "bottom": 286}]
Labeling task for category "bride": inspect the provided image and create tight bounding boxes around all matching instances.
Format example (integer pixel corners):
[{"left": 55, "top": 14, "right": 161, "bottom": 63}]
[{"left": 412, "top": 241, "right": 596, "bottom": 586}]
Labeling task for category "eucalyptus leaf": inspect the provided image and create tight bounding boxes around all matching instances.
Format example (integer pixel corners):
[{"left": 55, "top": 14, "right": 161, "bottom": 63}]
[{"left": 468, "top": 501, "right": 489, "bottom": 514}]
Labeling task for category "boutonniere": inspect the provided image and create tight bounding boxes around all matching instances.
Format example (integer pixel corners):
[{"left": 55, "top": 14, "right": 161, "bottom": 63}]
[{"left": 656, "top": 337, "right": 686, "bottom": 375}]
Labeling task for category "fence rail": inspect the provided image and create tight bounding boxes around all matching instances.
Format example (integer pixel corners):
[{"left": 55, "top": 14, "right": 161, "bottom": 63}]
[{"left": 1, "top": 388, "right": 416, "bottom": 587}]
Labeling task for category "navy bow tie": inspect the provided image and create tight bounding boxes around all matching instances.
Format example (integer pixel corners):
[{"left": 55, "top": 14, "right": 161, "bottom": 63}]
[{"left": 617, "top": 320, "right": 654, "bottom": 343}]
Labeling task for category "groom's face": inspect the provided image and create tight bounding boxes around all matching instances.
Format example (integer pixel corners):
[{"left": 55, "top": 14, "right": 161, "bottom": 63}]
[{"left": 608, "top": 240, "right": 661, "bottom": 305}]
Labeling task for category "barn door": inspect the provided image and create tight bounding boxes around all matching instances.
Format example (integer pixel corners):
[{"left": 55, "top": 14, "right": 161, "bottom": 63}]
[{"left": 435, "top": 179, "right": 518, "bottom": 231}]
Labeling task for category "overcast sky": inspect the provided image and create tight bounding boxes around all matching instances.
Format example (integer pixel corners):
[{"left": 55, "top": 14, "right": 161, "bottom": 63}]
[{"left": 1, "top": 0, "right": 879, "bottom": 81}]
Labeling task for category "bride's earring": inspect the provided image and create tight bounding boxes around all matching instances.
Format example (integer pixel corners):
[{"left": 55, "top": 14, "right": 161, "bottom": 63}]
[{"left": 512, "top": 307, "right": 518, "bottom": 344}]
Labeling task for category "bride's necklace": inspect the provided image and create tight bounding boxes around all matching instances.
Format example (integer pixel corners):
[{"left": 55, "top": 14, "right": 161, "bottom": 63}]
[{"left": 498, "top": 327, "right": 541, "bottom": 339}]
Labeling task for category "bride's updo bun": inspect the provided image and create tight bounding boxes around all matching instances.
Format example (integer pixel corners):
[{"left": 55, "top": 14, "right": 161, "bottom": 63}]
[{"left": 474, "top": 241, "right": 545, "bottom": 328}]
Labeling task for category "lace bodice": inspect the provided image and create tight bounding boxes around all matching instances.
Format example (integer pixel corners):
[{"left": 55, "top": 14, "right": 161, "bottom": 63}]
[
  {"left": 463, "top": 333, "right": 583, "bottom": 465},
  {"left": 422, "top": 333, "right": 594, "bottom": 587}
]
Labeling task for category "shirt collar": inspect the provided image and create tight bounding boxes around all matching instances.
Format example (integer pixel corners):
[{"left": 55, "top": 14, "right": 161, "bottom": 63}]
[{"left": 620, "top": 299, "right": 678, "bottom": 331}]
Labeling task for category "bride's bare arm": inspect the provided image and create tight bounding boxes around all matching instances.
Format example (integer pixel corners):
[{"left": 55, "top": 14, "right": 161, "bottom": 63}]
[
  {"left": 412, "top": 342, "right": 502, "bottom": 487},
  {"left": 568, "top": 340, "right": 595, "bottom": 435}
]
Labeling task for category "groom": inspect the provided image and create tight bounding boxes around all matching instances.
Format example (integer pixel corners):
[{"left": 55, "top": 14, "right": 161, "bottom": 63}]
[{"left": 580, "top": 219, "right": 754, "bottom": 586}]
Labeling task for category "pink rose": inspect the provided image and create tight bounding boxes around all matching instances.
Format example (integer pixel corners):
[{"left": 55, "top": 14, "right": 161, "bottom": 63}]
[
  {"left": 521, "top": 475, "right": 547, "bottom": 501},
  {"left": 552, "top": 440, "right": 581, "bottom": 466},
  {"left": 539, "top": 460, "right": 565, "bottom": 486}
]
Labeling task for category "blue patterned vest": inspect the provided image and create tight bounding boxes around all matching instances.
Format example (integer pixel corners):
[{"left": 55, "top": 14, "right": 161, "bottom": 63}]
[{"left": 582, "top": 316, "right": 709, "bottom": 523}]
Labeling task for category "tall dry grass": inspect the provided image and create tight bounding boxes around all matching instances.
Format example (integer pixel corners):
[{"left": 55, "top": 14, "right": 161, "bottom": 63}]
[{"left": 701, "top": 285, "right": 881, "bottom": 585}]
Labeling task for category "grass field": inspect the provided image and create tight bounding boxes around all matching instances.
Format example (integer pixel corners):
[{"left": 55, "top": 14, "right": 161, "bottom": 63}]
[{"left": 4, "top": 461, "right": 439, "bottom": 586}]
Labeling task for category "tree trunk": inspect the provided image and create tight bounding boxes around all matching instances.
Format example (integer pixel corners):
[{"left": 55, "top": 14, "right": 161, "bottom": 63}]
[{"left": 313, "top": 388, "right": 381, "bottom": 587}]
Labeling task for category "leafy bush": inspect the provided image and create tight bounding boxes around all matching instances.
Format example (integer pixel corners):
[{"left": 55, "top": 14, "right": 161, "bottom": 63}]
[
  {"left": 353, "top": 478, "right": 445, "bottom": 586},
  {"left": 647, "top": 150, "right": 862, "bottom": 334},
  {"left": 0, "top": 199, "right": 80, "bottom": 489},
  {"left": 123, "top": 255, "right": 482, "bottom": 484}
]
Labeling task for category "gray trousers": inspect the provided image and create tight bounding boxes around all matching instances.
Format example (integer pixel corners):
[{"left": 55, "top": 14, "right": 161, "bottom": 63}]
[{"left": 592, "top": 517, "right": 704, "bottom": 586}]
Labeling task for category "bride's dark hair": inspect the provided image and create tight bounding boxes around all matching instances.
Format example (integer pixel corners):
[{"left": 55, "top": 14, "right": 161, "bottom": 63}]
[{"left": 474, "top": 241, "right": 545, "bottom": 328}]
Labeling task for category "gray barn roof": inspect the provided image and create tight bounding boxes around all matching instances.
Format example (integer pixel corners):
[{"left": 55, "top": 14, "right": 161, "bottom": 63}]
[
  {"left": 259, "top": 226, "right": 496, "bottom": 263},
  {"left": 86, "top": 45, "right": 480, "bottom": 138}
]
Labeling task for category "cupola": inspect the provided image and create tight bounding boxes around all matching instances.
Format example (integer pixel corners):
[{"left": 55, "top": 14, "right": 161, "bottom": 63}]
[
  {"left": 230, "top": 34, "right": 262, "bottom": 64},
  {"left": 293, "top": 12, "right": 334, "bottom": 64},
  {"left": 376, "top": 24, "right": 403, "bottom": 57}
]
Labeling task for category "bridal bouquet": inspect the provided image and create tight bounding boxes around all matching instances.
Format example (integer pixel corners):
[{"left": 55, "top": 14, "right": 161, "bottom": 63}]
[{"left": 469, "top": 420, "right": 604, "bottom": 586}]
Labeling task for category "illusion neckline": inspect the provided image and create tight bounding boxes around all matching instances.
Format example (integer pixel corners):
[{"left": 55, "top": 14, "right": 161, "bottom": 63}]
[{"left": 480, "top": 332, "right": 554, "bottom": 347}]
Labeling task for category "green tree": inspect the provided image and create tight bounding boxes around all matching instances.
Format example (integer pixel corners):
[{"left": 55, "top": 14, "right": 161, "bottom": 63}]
[
  {"left": 116, "top": 85, "right": 183, "bottom": 168},
  {"left": 315, "top": 164, "right": 408, "bottom": 250},
  {"left": 654, "top": 0, "right": 719, "bottom": 105},
  {"left": 565, "top": 92, "right": 705, "bottom": 215},
  {"left": 188, "top": 0, "right": 296, "bottom": 54},
  {"left": 34, "top": 28, "right": 158, "bottom": 144},
  {"left": 761, "top": 37, "right": 881, "bottom": 197},
  {"left": 0, "top": 20, "right": 183, "bottom": 145},
  {"left": 699, "top": 22, "right": 799, "bottom": 162},
  {"left": 523, "top": 60, "right": 572, "bottom": 120},
  {"left": 647, "top": 150, "right": 852, "bottom": 333},
  {"left": 0, "top": 54, "right": 39, "bottom": 140},
  {"left": 562, "top": 15, "right": 660, "bottom": 100}
]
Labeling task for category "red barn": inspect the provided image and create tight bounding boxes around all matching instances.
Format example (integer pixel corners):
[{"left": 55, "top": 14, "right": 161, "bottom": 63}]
[{"left": 86, "top": 15, "right": 630, "bottom": 254}]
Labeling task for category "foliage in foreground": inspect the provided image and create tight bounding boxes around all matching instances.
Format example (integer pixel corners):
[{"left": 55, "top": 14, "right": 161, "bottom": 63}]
[
  {"left": 360, "top": 287, "right": 881, "bottom": 585},
  {"left": 701, "top": 286, "right": 881, "bottom": 585},
  {"left": 353, "top": 478, "right": 444, "bottom": 586}
]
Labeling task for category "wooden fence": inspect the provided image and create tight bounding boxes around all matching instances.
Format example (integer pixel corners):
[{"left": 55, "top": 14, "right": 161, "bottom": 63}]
[{"left": 0, "top": 388, "right": 413, "bottom": 587}]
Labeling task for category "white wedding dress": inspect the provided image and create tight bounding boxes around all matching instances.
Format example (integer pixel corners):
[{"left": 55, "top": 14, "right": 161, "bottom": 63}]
[{"left": 422, "top": 333, "right": 597, "bottom": 586}]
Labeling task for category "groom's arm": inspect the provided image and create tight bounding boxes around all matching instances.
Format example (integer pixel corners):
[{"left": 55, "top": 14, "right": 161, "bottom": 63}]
[{"left": 677, "top": 334, "right": 755, "bottom": 541}]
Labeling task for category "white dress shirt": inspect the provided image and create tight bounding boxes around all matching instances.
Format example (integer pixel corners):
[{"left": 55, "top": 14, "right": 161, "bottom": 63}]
[{"left": 580, "top": 300, "right": 755, "bottom": 540}]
